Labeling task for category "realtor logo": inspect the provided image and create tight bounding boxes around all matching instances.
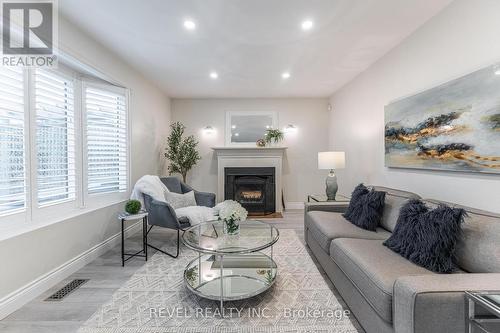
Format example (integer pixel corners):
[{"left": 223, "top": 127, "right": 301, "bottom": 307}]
[{"left": 1, "top": 0, "right": 58, "bottom": 67}]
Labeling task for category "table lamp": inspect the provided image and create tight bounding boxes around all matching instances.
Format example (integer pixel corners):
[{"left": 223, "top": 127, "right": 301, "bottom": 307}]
[{"left": 318, "top": 152, "right": 345, "bottom": 200}]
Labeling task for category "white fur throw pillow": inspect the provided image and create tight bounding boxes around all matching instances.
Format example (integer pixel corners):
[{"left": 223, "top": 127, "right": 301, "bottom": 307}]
[{"left": 164, "top": 191, "right": 197, "bottom": 209}]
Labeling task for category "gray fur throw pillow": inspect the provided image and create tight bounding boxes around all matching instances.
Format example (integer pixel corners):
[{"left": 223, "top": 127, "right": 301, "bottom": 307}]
[{"left": 164, "top": 191, "right": 197, "bottom": 209}]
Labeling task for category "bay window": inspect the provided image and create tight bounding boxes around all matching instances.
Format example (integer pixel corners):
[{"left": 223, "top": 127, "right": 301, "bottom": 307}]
[{"left": 0, "top": 66, "right": 129, "bottom": 226}]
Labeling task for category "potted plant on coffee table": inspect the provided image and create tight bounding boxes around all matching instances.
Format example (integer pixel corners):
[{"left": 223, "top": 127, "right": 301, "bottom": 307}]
[{"left": 218, "top": 200, "right": 248, "bottom": 235}]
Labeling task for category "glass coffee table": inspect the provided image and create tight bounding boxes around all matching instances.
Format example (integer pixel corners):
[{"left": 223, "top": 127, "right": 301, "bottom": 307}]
[{"left": 182, "top": 220, "right": 279, "bottom": 308}]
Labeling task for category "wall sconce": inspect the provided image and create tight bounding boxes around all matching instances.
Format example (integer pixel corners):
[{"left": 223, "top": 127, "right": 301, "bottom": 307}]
[
  {"left": 494, "top": 64, "right": 500, "bottom": 75},
  {"left": 284, "top": 124, "right": 297, "bottom": 133},
  {"left": 203, "top": 126, "right": 215, "bottom": 135}
]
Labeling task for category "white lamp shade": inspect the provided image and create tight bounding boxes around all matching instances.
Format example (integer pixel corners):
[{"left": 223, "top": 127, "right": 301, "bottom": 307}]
[{"left": 318, "top": 151, "right": 345, "bottom": 170}]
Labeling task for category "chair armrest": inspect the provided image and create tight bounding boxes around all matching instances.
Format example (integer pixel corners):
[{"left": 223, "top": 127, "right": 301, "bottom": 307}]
[
  {"left": 194, "top": 190, "right": 216, "bottom": 208},
  {"left": 394, "top": 273, "right": 500, "bottom": 333},
  {"left": 148, "top": 199, "right": 182, "bottom": 229},
  {"left": 304, "top": 202, "right": 350, "bottom": 214}
]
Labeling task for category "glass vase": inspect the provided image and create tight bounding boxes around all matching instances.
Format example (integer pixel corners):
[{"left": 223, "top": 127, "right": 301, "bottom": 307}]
[{"left": 223, "top": 218, "right": 240, "bottom": 235}]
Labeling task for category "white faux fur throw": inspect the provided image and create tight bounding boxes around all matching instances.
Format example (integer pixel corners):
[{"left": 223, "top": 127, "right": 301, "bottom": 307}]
[
  {"left": 175, "top": 206, "right": 217, "bottom": 225},
  {"left": 130, "top": 175, "right": 169, "bottom": 207},
  {"left": 175, "top": 201, "right": 234, "bottom": 225}
]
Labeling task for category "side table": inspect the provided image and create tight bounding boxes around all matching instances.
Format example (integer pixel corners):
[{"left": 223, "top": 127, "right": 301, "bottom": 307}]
[
  {"left": 118, "top": 211, "right": 149, "bottom": 267},
  {"left": 465, "top": 291, "right": 500, "bottom": 333},
  {"left": 307, "top": 193, "right": 350, "bottom": 203}
]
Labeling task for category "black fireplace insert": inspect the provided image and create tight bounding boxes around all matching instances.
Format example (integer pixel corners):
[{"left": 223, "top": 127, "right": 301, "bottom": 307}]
[{"left": 224, "top": 167, "right": 275, "bottom": 214}]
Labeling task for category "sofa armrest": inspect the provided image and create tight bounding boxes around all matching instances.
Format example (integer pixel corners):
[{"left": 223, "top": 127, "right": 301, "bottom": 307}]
[
  {"left": 194, "top": 190, "right": 216, "bottom": 208},
  {"left": 394, "top": 273, "right": 500, "bottom": 333},
  {"left": 304, "top": 202, "right": 349, "bottom": 214}
]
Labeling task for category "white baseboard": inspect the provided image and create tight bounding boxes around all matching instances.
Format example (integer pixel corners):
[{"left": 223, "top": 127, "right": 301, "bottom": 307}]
[
  {"left": 285, "top": 201, "right": 305, "bottom": 210},
  {"left": 0, "top": 221, "right": 142, "bottom": 320}
]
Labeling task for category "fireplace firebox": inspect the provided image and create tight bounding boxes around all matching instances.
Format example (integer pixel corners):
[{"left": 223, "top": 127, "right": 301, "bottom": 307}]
[{"left": 224, "top": 167, "right": 275, "bottom": 214}]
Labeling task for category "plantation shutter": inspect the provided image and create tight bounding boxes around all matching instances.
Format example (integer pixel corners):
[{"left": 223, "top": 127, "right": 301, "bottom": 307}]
[
  {"left": 34, "top": 69, "right": 76, "bottom": 206},
  {"left": 85, "top": 85, "right": 127, "bottom": 195},
  {"left": 0, "top": 67, "right": 26, "bottom": 215}
]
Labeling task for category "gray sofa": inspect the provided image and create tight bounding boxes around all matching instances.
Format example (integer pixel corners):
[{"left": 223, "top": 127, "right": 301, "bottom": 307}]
[{"left": 304, "top": 186, "right": 500, "bottom": 333}]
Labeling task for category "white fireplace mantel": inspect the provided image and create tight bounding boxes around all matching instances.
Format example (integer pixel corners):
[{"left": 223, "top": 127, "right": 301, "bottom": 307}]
[{"left": 212, "top": 147, "right": 287, "bottom": 212}]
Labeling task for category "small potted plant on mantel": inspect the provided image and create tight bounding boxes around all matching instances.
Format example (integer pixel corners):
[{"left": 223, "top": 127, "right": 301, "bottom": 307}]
[{"left": 263, "top": 128, "right": 284, "bottom": 147}]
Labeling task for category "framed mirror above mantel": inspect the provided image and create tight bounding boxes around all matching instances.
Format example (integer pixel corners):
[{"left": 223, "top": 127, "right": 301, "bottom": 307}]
[{"left": 225, "top": 111, "right": 278, "bottom": 146}]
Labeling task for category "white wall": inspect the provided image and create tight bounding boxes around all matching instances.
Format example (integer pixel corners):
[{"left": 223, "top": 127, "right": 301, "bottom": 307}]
[
  {"left": 171, "top": 98, "right": 330, "bottom": 205},
  {"left": 329, "top": 0, "right": 500, "bottom": 213},
  {"left": 0, "top": 16, "right": 171, "bottom": 312}
]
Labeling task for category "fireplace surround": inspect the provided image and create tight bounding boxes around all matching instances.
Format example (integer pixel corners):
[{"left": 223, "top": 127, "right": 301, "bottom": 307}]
[
  {"left": 212, "top": 146, "right": 286, "bottom": 213},
  {"left": 224, "top": 167, "right": 275, "bottom": 214}
]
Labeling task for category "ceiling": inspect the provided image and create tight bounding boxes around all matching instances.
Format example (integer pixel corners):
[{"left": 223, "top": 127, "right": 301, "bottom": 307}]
[{"left": 59, "top": 0, "right": 452, "bottom": 98}]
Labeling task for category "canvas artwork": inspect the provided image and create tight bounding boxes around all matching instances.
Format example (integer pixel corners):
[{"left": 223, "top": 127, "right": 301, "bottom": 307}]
[{"left": 385, "top": 63, "right": 500, "bottom": 174}]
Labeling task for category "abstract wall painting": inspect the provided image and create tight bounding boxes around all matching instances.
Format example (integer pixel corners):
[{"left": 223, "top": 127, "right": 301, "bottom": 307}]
[{"left": 385, "top": 63, "right": 500, "bottom": 174}]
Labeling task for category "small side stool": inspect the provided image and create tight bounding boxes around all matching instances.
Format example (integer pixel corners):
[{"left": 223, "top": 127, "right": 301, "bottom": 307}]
[{"left": 118, "top": 211, "right": 148, "bottom": 267}]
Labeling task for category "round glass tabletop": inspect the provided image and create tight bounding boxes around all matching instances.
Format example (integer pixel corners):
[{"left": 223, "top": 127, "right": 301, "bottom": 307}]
[{"left": 182, "top": 220, "right": 279, "bottom": 254}]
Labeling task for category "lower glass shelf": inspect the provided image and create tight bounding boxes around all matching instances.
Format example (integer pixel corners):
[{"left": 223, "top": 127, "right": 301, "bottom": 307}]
[{"left": 184, "top": 252, "right": 277, "bottom": 301}]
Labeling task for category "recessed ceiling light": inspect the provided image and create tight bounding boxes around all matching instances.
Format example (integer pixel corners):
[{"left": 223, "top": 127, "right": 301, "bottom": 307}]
[
  {"left": 210, "top": 71, "right": 218, "bottom": 79},
  {"left": 301, "top": 20, "right": 314, "bottom": 30},
  {"left": 282, "top": 72, "right": 291, "bottom": 79},
  {"left": 183, "top": 20, "right": 196, "bottom": 30},
  {"left": 495, "top": 69, "right": 500, "bottom": 75}
]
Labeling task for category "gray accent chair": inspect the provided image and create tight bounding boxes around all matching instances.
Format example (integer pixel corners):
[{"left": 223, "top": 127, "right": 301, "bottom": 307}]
[
  {"left": 143, "top": 176, "right": 216, "bottom": 258},
  {"left": 304, "top": 186, "right": 500, "bottom": 333}
]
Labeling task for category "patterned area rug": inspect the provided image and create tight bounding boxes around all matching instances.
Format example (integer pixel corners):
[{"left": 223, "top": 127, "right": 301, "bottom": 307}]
[{"left": 78, "top": 229, "right": 361, "bottom": 333}]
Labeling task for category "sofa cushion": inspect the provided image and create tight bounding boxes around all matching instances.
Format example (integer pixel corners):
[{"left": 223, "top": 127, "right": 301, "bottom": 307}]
[
  {"left": 330, "top": 238, "right": 434, "bottom": 323},
  {"left": 371, "top": 186, "right": 421, "bottom": 232},
  {"left": 306, "top": 211, "right": 391, "bottom": 254},
  {"left": 424, "top": 199, "right": 500, "bottom": 273}
]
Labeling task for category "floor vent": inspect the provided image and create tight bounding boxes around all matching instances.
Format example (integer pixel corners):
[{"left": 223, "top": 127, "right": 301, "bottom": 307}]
[{"left": 45, "top": 279, "right": 89, "bottom": 301}]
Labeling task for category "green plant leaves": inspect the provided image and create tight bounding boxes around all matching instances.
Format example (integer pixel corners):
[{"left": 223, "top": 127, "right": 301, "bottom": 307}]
[{"left": 165, "top": 122, "right": 201, "bottom": 182}]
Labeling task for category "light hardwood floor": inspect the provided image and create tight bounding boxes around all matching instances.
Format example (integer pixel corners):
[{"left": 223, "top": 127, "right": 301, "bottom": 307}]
[{"left": 0, "top": 210, "right": 349, "bottom": 333}]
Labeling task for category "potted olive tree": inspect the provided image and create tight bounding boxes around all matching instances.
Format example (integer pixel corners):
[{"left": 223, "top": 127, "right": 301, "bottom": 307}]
[{"left": 165, "top": 122, "right": 201, "bottom": 183}]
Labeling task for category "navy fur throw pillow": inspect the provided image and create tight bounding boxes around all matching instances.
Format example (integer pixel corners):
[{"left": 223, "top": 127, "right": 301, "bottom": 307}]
[
  {"left": 383, "top": 199, "right": 467, "bottom": 273},
  {"left": 342, "top": 184, "right": 369, "bottom": 221},
  {"left": 343, "top": 184, "right": 386, "bottom": 231}
]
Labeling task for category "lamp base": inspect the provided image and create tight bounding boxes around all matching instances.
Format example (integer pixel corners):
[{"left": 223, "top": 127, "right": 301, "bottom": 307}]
[{"left": 325, "top": 170, "right": 338, "bottom": 201}]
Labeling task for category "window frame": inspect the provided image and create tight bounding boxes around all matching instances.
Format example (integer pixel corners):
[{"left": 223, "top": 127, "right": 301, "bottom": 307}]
[
  {"left": 81, "top": 80, "right": 130, "bottom": 209},
  {"left": 0, "top": 67, "right": 30, "bottom": 225},
  {"left": 30, "top": 67, "right": 83, "bottom": 222}
]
